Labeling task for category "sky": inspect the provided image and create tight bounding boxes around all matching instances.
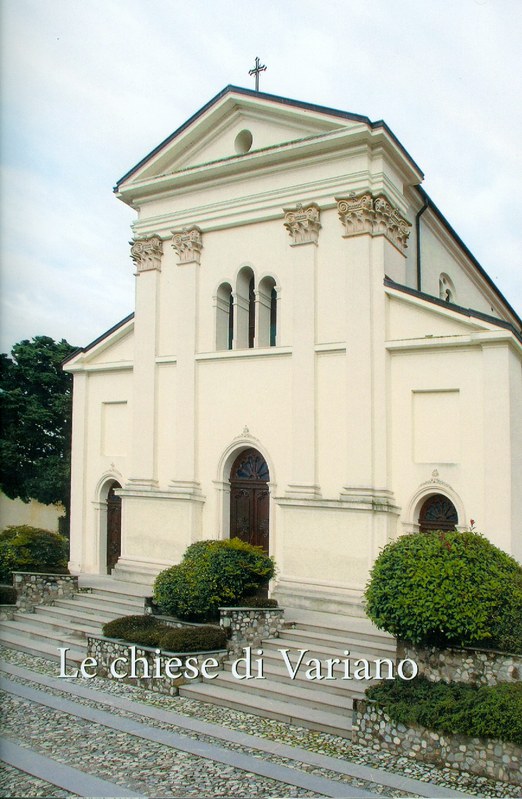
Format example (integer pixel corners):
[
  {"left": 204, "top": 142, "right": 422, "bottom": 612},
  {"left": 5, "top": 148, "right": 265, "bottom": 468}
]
[{"left": 1, "top": 0, "right": 521, "bottom": 353}]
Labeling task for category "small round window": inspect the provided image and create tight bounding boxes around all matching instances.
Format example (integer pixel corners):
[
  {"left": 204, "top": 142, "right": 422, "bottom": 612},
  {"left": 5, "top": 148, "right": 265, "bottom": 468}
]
[{"left": 234, "top": 129, "right": 253, "bottom": 154}]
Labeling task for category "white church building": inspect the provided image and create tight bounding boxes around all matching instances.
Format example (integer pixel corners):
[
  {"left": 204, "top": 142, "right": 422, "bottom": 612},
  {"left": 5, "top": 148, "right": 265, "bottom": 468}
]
[{"left": 65, "top": 86, "right": 522, "bottom": 613}]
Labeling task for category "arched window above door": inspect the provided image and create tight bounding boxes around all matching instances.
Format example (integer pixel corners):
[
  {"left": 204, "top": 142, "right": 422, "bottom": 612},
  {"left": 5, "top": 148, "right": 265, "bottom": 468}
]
[{"left": 418, "top": 493, "right": 458, "bottom": 533}]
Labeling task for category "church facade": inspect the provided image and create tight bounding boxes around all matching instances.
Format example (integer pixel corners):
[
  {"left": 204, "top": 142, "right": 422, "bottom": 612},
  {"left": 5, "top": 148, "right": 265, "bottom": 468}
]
[{"left": 65, "top": 86, "right": 522, "bottom": 612}]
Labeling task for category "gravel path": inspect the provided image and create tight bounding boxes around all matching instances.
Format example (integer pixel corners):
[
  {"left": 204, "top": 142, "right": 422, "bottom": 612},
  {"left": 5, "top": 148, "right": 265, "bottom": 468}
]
[{"left": 0, "top": 646, "right": 520, "bottom": 798}]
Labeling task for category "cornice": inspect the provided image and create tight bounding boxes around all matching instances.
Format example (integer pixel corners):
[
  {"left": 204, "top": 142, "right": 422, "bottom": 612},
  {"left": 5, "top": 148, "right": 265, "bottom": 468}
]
[
  {"left": 386, "top": 329, "right": 522, "bottom": 355},
  {"left": 116, "top": 123, "right": 422, "bottom": 208}
]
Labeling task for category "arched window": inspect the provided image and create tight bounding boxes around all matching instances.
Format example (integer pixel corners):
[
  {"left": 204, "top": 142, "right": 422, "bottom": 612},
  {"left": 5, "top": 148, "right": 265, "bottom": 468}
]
[
  {"left": 235, "top": 266, "right": 255, "bottom": 349},
  {"left": 215, "top": 282, "right": 233, "bottom": 350},
  {"left": 439, "top": 273, "right": 456, "bottom": 304},
  {"left": 256, "top": 276, "right": 278, "bottom": 347},
  {"left": 418, "top": 493, "right": 458, "bottom": 533}
]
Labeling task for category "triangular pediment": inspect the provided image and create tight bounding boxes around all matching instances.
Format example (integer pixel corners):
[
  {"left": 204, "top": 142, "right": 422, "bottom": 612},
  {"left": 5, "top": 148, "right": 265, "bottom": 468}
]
[{"left": 116, "top": 86, "right": 369, "bottom": 192}]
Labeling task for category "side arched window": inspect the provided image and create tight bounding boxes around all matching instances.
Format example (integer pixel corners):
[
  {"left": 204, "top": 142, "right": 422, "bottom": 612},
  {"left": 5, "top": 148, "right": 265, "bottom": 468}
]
[
  {"left": 216, "top": 282, "right": 233, "bottom": 350},
  {"left": 439, "top": 273, "right": 456, "bottom": 304}
]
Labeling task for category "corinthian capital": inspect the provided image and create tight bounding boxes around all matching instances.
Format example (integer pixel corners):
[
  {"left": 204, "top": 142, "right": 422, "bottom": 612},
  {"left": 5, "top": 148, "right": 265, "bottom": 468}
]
[
  {"left": 283, "top": 203, "right": 321, "bottom": 246},
  {"left": 130, "top": 236, "right": 163, "bottom": 272},
  {"left": 336, "top": 192, "right": 411, "bottom": 253},
  {"left": 171, "top": 226, "right": 203, "bottom": 264}
]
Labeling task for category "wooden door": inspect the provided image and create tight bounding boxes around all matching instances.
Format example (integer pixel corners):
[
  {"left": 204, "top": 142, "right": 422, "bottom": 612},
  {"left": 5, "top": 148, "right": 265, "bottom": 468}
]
[
  {"left": 419, "top": 494, "right": 458, "bottom": 533},
  {"left": 106, "top": 482, "right": 122, "bottom": 573},
  {"left": 230, "top": 449, "right": 270, "bottom": 553}
]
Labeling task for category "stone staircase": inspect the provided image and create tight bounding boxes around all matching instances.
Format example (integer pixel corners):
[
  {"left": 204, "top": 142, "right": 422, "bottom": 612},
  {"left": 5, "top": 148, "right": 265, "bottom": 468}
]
[
  {"left": 0, "top": 577, "right": 150, "bottom": 665},
  {"left": 180, "top": 609, "right": 396, "bottom": 738},
  {"left": 0, "top": 578, "right": 396, "bottom": 739}
]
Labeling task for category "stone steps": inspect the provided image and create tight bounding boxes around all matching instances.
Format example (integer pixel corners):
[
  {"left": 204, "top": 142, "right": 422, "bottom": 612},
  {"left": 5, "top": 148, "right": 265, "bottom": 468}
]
[
  {"left": 181, "top": 612, "right": 396, "bottom": 737},
  {"left": 0, "top": 579, "right": 147, "bottom": 664},
  {"left": 179, "top": 680, "right": 353, "bottom": 738}
]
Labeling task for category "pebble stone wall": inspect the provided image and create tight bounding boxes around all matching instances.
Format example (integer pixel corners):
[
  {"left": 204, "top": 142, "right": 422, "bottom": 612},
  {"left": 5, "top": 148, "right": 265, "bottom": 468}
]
[
  {"left": 219, "top": 607, "right": 285, "bottom": 659},
  {"left": 87, "top": 635, "right": 227, "bottom": 695},
  {"left": 12, "top": 572, "right": 78, "bottom": 613},
  {"left": 352, "top": 699, "right": 521, "bottom": 785},
  {"left": 399, "top": 641, "right": 521, "bottom": 686},
  {"left": 0, "top": 606, "right": 15, "bottom": 620}
]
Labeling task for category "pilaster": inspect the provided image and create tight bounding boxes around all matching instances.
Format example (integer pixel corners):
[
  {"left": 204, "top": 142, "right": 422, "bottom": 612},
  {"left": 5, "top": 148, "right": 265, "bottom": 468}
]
[
  {"left": 284, "top": 203, "right": 320, "bottom": 497},
  {"left": 127, "top": 236, "right": 163, "bottom": 488},
  {"left": 169, "top": 225, "right": 203, "bottom": 498}
]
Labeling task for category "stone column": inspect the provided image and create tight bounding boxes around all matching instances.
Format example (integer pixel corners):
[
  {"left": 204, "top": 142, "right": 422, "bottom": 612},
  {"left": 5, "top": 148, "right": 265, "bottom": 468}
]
[{"left": 283, "top": 203, "right": 321, "bottom": 497}]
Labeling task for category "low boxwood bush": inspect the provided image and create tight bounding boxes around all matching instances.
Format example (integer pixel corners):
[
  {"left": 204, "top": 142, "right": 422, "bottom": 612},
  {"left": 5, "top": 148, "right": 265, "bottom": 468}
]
[
  {"left": 364, "top": 530, "right": 522, "bottom": 651},
  {"left": 366, "top": 677, "right": 522, "bottom": 745},
  {"left": 102, "top": 614, "right": 166, "bottom": 645},
  {"left": 0, "top": 585, "right": 17, "bottom": 604},
  {"left": 159, "top": 625, "right": 228, "bottom": 652},
  {"left": 101, "top": 614, "right": 227, "bottom": 651},
  {"left": 0, "top": 525, "right": 69, "bottom": 582},
  {"left": 154, "top": 538, "right": 275, "bottom": 622}
]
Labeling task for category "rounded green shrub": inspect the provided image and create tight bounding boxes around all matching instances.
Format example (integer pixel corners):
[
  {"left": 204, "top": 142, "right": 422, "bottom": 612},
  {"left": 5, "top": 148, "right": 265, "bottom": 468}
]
[
  {"left": 153, "top": 538, "right": 275, "bottom": 622},
  {"left": 364, "top": 530, "right": 522, "bottom": 650},
  {"left": 159, "top": 625, "right": 228, "bottom": 652},
  {"left": 0, "top": 525, "right": 69, "bottom": 582}
]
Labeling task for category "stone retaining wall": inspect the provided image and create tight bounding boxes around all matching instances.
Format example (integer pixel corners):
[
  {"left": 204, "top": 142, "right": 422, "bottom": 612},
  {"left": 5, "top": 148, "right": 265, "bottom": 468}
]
[
  {"left": 0, "top": 605, "right": 15, "bottom": 621},
  {"left": 13, "top": 572, "right": 78, "bottom": 612},
  {"left": 399, "top": 641, "right": 521, "bottom": 687},
  {"left": 352, "top": 698, "right": 521, "bottom": 785},
  {"left": 87, "top": 635, "right": 227, "bottom": 696},
  {"left": 219, "top": 607, "right": 285, "bottom": 659}
]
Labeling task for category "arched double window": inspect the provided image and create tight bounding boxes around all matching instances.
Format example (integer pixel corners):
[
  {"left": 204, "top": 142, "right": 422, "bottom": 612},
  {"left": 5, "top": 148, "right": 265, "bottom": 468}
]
[{"left": 215, "top": 269, "right": 278, "bottom": 350}]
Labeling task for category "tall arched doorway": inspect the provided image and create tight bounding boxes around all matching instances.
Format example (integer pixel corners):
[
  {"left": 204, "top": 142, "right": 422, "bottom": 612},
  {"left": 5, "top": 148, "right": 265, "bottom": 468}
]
[
  {"left": 418, "top": 493, "right": 458, "bottom": 533},
  {"left": 106, "top": 481, "right": 122, "bottom": 573},
  {"left": 229, "top": 448, "right": 270, "bottom": 553}
]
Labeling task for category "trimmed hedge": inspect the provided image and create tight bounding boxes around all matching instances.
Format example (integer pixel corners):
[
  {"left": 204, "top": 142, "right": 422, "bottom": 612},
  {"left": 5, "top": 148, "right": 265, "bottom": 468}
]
[
  {"left": 0, "top": 525, "right": 69, "bottom": 582},
  {"left": 159, "top": 625, "right": 228, "bottom": 653},
  {"left": 154, "top": 539, "right": 275, "bottom": 622},
  {"left": 0, "top": 585, "right": 17, "bottom": 604},
  {"left": 101, "top": 614, "right": 227, "bottom": 651},
  {"left": 102, "top": 614, "right": 164, "bottom": 645},
  {"left": 239, "top": 596, "right": 279, "bottom": 609},
  {"left": 366, "top": 677, "right": 522, "bottom": 746},
  {"left": 364, "top": 530, "right": 522, "bottom": 651}
]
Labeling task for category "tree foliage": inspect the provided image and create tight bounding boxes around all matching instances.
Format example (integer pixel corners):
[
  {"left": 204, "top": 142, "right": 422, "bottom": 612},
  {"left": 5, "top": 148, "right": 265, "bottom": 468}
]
[{"left": 0, "top": 336, "right": 77, "bottom": 514}]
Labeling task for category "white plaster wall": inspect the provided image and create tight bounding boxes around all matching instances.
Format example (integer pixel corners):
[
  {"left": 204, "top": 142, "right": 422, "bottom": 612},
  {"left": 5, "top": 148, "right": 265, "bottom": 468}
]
[
  {"left": 0, "top": 494, "right": 64, "bottom": 532},
  {"left": 389, "top": 341, "right": 519, "bottom": 554},
  {"left": 420, "top": 224, "right": 501, "bottom": 316}
]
